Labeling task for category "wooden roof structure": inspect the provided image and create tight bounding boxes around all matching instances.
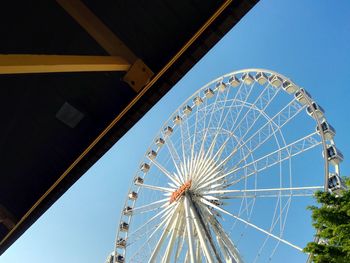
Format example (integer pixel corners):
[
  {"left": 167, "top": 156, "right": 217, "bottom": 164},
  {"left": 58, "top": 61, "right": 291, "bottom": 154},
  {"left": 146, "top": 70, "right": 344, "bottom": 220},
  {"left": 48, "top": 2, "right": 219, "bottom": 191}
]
[{"left": 0, "top": 0, "right": 258, "bottom": 254}]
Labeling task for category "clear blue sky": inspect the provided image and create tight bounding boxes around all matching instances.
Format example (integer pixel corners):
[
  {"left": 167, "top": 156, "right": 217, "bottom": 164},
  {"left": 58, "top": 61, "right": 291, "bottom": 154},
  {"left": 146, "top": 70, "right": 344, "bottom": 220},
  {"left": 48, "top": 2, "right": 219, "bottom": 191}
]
[{"left": 1, "top": 0, "right": 350, "bottom": 262}]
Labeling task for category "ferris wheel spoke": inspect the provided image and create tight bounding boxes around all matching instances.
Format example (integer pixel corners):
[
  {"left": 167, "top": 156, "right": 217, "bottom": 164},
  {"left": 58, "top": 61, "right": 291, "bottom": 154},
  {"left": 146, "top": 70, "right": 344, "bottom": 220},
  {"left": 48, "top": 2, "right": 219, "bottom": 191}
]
[
  {"left": 174, "top": 225, "right": 187, "bottom": 262},
  {"left": 127, "top": 203, "right": 176, "bottom": 241},
  {"left": 197, "top": 91, "right": 223, "bottom": 164},
  {"left": 164, "top": 136, "right": 183, "bottom": 178},
  {"left": 195, "top": 239, "right": 201, "bottom": 263},
  {"left": 205, "top": 186, "right": 323, "bottom": 197},
  {"left": 202, "top": 88, "right": 232, "bottom": 156},
  {"left": 199, "top": 81, "right": 254, "bottom": 165},
  {"left": 228, "top": 83, "right": 280, "bottom": 148},
  {"left": 219, "top": 98, "right": 306, "bottom": 168},
  {"left": 201, "top": 197, "right": 303, "bottom": 252},
  {"left": 184, "top": 196, "right": 197, "bottom": 263},
  {"left": 223, "top": 132, "right": 322, "bottom": 187},
  {"left": 186, "top": 195, "right": 218, "bottom": 263},
  {"left": 148, "top": 207, "right": 180, "bottom": 263},
  {"left": 138, "top": 183, "right": 174, "bottom": 193},
  {"left": 199, "top": 203, "right": 243, "bottom": 263},
  {"left": 200, "top": 131, "right": 321, "bottom": 190},
  {"left": 129, "top": 204, "right": 178, "bottom": 260},
  {"left": 253, "top": 197, "right": 292, "bottom": 263},
  {"left": 162, "top": 212, "right": 182, "bottom": 263},
  {"left": 148, "top": 158, "right": 182, "bottom": 186},
  {"left": 131, "top": 198, "right": 169, "bottom": 214},
  {"left": 198, "top": 80, "right": 254, "bottom": 166},
  {"left": 199, "top": 84, "right": 254, "bottom": 161}
]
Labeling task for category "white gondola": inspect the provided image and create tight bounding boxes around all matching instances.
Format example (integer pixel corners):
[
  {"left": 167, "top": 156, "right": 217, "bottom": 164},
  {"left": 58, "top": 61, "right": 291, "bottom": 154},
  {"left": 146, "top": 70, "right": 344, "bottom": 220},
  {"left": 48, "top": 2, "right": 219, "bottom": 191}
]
[
  {"left": 128, "top": 191, "right": 138, "bottom": 200},
  {"left": 116, "top": 254, "right": 125, "bottom": 263},
  {"left": 119, "top": 222, "right": 129, "bottom": 232},
  {"left": 163, "top": 126, "right": 173, "bottom": 136},
  {"left": 173, "top": 115, "right": 182, "bottom": 124},
  {"left": 306, "top": 102, "right": 325, "bottom": 119},
  {"left": 255, "top": 72, "right": 268, "bottom": 85},
  {"left": 204, "top": 88, "right": 214, "bottom": 98},
  {"left": 242, "top": 73, "right": 254, "bottom": 85},
  {"left": 140, "top": 163, "right": 150, "bottom": 172},
  {"left": 326, "top": 145, "right": 344, "bottom": 165},
  {"left": 155, "top": 137, "right": 165, "bottom": 147},
  {"left": 328, "top": 173, "right": 346, "bottom": 194},
  {"left": 282, "top": 80, "right": 298, "bottom": 94},
  {"left": 134, "top": 177, "right": 144, "bottom": 185},
  {"left": 123, "top": 206, "right": 133, "bottom": 216},
  {"left": 268, "top": 75, "right": 283, "bottom": 88},
  {"left": 116, "top": 238, "right": 126, "bottom": 248},
  {"left": 228, "top": 75, "right": 240, "bottom": 87},
  {"left": 147, "top": 150, "right": 157, "bottom": 159},
  {"left": 316, "top": 120, "right": 336, "bottom": 140},
  {"left": 216, "top": 81, "right": 227, "bottom": 92},
  {"left": 183, "top": 105, "right": 192, "bottom": 115},
  {"left": 193, "top": 96, "right": 203, "bottom": 106},
  {"left": 295, "top": 88, "right": 312, "bottom": 105}
]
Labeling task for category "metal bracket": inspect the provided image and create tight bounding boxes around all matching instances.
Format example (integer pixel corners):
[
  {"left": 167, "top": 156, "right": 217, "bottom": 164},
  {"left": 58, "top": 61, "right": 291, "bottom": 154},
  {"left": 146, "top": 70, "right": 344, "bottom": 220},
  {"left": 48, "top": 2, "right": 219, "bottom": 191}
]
[{"left": 123, "top": 59, "right": 154, "bottom": 92}]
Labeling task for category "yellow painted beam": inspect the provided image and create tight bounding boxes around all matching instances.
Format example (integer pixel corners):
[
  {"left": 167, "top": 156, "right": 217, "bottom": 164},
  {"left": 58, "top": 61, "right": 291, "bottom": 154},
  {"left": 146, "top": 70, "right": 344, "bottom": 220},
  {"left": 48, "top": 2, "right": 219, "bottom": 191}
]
[
  {"left": 0, "top": 55, "right": 130, "bottom": 74},
  {"left": 56, "top": 0, "right": 137, "bottom": 63},
  {"left": 56, "top": 0, "right": 154, "bottom": 92}
]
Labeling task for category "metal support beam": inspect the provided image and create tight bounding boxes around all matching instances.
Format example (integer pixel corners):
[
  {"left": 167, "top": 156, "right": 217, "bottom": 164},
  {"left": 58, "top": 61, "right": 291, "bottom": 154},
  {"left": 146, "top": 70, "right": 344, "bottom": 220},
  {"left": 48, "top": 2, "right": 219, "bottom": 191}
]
[
  {"left": 56, "top": 0, "right": 153, "bottom": 92},
  {"left": 0, "top": 55, "right": 130, "bottom": 74}
]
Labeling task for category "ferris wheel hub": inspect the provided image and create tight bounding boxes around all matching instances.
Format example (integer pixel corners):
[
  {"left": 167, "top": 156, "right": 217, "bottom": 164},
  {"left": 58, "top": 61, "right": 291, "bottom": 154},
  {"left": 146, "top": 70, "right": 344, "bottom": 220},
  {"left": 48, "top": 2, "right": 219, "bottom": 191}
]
[{"left": 169, "top": 180, "right": 192, "bottom": 203}]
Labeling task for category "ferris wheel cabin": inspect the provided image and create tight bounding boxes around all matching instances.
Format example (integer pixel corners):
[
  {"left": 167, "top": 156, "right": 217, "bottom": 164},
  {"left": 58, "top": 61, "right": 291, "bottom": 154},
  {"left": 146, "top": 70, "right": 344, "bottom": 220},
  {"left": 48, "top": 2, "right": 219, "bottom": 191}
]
[
  {"left": 173, "top": 115, "right": 182, "bottom": 125},
  {"left": 140, "top": 163, "right": 150, "bottom": 173},
  {"left": 268, "top": 75, "right": 283, "bottom": 88},
  {"left": 316, "top": 120, "right": 336, "bottom": 140},
  {"left": 123, "top": 206, "right": 133, "bottom": 216},
  {"left": 326, "top": 145, "right": 344, "bottom": 165},
  {"left": 163, "top": 126, "right": 173, "bottom": 136},
  {"left": 119, "top": 222, "right": 129, "bottom": 232},
  {"left": 295, "top": 88, "right": 312, "bottom": 105},
  {"left": 228, "top": 75, "right": 240, "bottom": 87},
  {"left": 205, "top": 88, "right": 215, "bottom": 98},
  {"left": 282, "top": 80, "right": 298, "bottom": 94},
  {"left": 128, "top": 191, "right": 138, "bottom": 200},
  {"left": 155, "top": 137, "right": 165, "bottom": 147},
  {"left": 115, "top": 254, "right": 125, "bottom": 263},
  {"left": 183, "top": 105, "right": 193, "bottom": 115},
  {"left": 255, "top": 72, "right": 268, "bottom": 85},
  {"left": 193, "top": 96, "right": 203, "bottom": 106},
  {"left": 306, "top": 102, "right": 325, "bottom": 119},
  {"left": 328, "top": 173, "right": 347, "bottom": 194},
  {"left": 242, "top": 72, "right": 254, "bottom": 85},
  {"left": 147, "top": 150, "right": 157, "bottom": 160},
  {"left": 134, "top": 177, "right": 144, "bottom": 185},
  {"left": 216, "top": 81, "right": 227, "bottom": 92},
  {"left": 116, "top": 238, "right": 126, "bottom": 249}
]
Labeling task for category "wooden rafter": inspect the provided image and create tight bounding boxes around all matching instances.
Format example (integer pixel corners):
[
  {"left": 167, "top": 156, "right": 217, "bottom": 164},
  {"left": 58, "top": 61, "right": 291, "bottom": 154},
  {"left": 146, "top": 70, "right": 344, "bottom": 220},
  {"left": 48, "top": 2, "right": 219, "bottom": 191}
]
[
  {"left": 0, "top": 55, "right": 130, "bottom": 74},
  {"left": 56, "top": 0, "right": 153, "bottom": 92}
]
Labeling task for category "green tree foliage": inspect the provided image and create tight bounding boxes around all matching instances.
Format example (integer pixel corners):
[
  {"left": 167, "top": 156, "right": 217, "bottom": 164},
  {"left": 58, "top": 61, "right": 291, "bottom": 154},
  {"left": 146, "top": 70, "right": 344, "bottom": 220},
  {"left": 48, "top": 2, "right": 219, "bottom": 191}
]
[{"left": 304, "top": 178, "right": 350, "bottom": 263}]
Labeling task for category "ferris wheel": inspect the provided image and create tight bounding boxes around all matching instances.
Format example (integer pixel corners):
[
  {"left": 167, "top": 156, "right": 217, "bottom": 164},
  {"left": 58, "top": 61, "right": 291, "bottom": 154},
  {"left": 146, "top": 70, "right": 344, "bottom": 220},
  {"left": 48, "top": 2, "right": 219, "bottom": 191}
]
[{"left": 110, "top": 69, "right": 344, "bottom": 263}]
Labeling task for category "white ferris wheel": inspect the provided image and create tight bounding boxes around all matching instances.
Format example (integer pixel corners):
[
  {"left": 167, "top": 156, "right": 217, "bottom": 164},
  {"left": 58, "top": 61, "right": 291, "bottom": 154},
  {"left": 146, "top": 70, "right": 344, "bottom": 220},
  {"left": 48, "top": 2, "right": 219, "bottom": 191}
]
[{"left": 109, "top": 69, "right": 345, "bottom": 263}]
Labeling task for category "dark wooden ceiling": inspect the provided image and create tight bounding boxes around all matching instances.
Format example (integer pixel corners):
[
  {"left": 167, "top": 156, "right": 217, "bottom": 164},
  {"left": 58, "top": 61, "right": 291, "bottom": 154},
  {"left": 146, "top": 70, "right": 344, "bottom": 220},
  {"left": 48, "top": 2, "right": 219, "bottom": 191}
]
[{"left": 0, "top": 0, "right": 258, "bottom": 255}]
